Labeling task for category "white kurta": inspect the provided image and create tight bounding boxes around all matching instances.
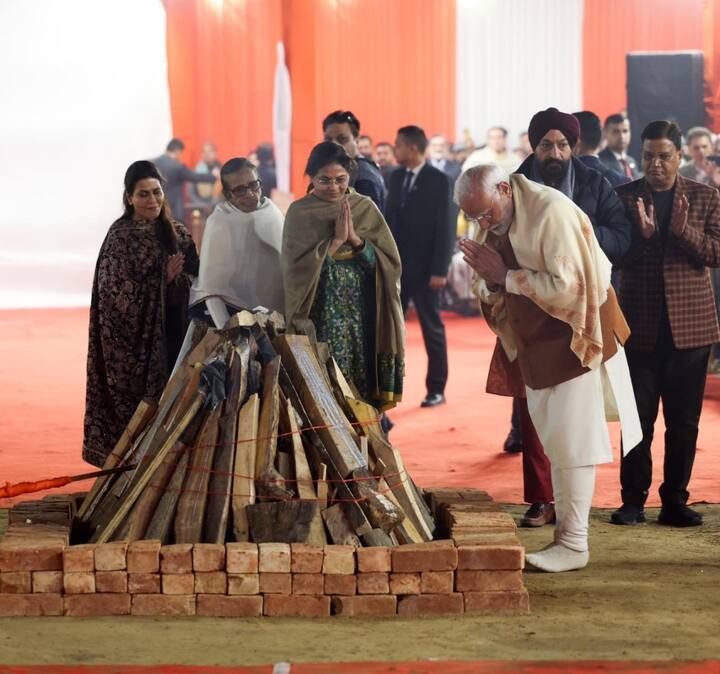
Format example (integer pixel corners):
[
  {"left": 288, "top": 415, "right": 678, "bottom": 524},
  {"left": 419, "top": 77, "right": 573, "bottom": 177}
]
[
  {"left": 525, "top": 344, "right": 642, "bottom": 469},
  {"left": 189, "top": 198, "right": 285, "bottom": 327}
]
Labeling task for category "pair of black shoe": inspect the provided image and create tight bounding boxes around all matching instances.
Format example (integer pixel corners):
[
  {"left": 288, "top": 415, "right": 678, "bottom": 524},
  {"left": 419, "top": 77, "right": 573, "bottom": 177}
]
[{"left": 611, "top": 503, "right": 703, "bottom": 527}]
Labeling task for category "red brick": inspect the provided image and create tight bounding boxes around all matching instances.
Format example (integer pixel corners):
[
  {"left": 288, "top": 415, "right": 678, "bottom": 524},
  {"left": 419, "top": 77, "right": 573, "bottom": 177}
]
[
  {"left": 421, "top": 570, "right": 454, "bottom": 594},
  {"left": 455, "top": 570, "right": 524, "bottom": 592},
  {"left": 457, "top": 544, "right": 525, "bottom": 570},
  {"left": 127, "top": 540, "right": 161, "bottom": 574},
  {"left": 263, "top": 594, "right": 330, "bottom": 617},
  {"left": 389, "top": 572, "right": 421, "bottom": 595},
  {"left": 94, "top": 542, "right": 128, "bottom": 571},
  {"left": 331, "top": 594, "right": 397, "bottom": 617},
  {"left": 397, "top": 593, "right": 464, "bottom": 615},
  {"left": 95, "top": 571, "right": 128, "bottom": 593},
  {"left": 227, "top": 573, "right": 260, "bottom": 595},
  {"left": 452, "top": 533, "right": 521, "bottom": 547},
  {"left": 226, "top": 543, "right": 258, "bottom": 574},
  {"left": 0, "top": 541, "right": 64, "bottom": 572},
  {"left": 356, "top": 546, "right": 392, "bottom": 573},
  {"left": 197, "top": 594, "right": 263, "bottom": 617},
  {"left": 193, "top": 543, "right": 226, "bottom": 572},
  {"left": 64, "top": 593, "right": 131, "bottom": 617},
  {"left": 0, "top": 571, "right": 32, "bottom": 594},
  {"left": 259, "top": 572, "right": 292, "bottom": 594},
  {"left": 63, "top": 571, "right": 95, "bottom": 595},
  {"left": 290, "top": 543, "right": 323, "bottom": 574},
  {"left": 323, "top": 545, "right": 355, "bottom": 575},
  {"left": 162, "top": 573, "right": 195, "bottom": 595},
  {"left": 258, "top": 543, "right": 291, "bottom": 573},
  {"left": 392, "top": 540, "right": 457, "bottom": 573},
  {"left": 464, "top": 590, "right": 530, "bottom": 614},
  {"left": 0, "top": 593, "right": 63, "bottom": 616},
  {"left": 195, "top": 571, "right": 227, "bottom": 594},
  {"left": 292, "top": 573, "right": 324, "bottom": 595},
  {"left": 357, "top": 572, "right": 389, "bottom": 595},
  {"left": 63, "top": 544, "right": 95, "bottom": 572},
  {"left": 160, "top": 544, "right": 194, "bottom": 574},
  {"left": 128, "top": 573, "right": 161, "bottom": 594},
  {"left": 324, "top": 574, "right": 356, "bottom": 596},
  {"left": 132, "top": 594, "right": 196, "bottom": 616},
  {"left": 32, "top": 570, "right": 63, "bottom": 594}
]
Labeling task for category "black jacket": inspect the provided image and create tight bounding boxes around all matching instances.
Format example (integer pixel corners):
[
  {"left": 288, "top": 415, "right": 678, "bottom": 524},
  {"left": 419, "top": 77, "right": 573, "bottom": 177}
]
[
  {"left": 598, "top": 148, "right": 641, "bottom": 179},
  {"left": 579, "top": 155, "right": 631, "bottom": 189},
  {"left": 515, "top": 155, "right": 632, "bottom": 264},
  {"left": 384, "top": 164, "right": 455, "bottom": 289},
  {"left": 354, "top": 156, "right": 386, "bottom": 211}
]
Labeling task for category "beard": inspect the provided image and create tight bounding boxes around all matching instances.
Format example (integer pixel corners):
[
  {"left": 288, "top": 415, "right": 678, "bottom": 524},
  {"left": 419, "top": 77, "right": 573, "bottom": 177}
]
[{"left": 539, "top": 158, "right": 570, "bottom": 185}]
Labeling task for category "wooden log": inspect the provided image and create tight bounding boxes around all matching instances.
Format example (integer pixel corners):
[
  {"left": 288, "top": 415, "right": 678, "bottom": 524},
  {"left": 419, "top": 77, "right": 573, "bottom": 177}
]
[
  {"left": 348, "top": 468, "right": 404, "bottom": 533},
  {"left": 254, "top": 356, "right": 290, "bottom": 500},
  {"left": 322, "top": 504, "right": 361, "bottom": 546},
  {"left": 173, "top": 406, "right": 221, "bottom": 544},
  {"left": 77, "top": 399, "right": 157, "bottom": 522},
  {"left": 231, "top": 394, "right": 259, "bottom": 542},
  {"left": 286, "top": 400, "right": 325, "bottom": 546},
  {"left": 246, "top": 500, "right": 318, "bottom": 543},
  {"left": 144, "top": 448, "right": 190, "bottom": 543},
  {"left": 360, "top": 528, "right": 395, "bottom": 547}
]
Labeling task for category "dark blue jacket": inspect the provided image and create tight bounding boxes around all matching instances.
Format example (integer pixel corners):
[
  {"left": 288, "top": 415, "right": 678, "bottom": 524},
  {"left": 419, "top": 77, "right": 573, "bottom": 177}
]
[
  {"left": 515, "top": 155, "right": 632, "bottom": 264},
  {"left": 579, "top": 154, "right": 631, "bottom": 189},
  {"left": 353, "top": 156, "right": 386, "bottom": 211}
]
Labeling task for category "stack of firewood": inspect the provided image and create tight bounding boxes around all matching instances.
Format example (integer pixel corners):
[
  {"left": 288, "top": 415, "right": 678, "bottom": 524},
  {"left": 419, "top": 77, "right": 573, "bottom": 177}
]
[{"left": 76, "top": 312, "right": 435, "bottom": 548}]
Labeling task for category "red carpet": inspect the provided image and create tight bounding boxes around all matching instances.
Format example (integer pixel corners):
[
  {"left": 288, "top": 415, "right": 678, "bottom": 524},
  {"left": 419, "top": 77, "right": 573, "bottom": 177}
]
[
  {"left": 1, "top": 308, "right": 719, "bottom": 508},
  {"left": 0, "top": 662, "right": 717, "bottom": 673}
]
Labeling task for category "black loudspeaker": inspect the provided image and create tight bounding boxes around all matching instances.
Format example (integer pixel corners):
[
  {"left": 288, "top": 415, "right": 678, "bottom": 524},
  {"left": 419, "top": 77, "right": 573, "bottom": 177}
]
[{"left": 626, "top": 51, "right": 705, "bottom": 161}]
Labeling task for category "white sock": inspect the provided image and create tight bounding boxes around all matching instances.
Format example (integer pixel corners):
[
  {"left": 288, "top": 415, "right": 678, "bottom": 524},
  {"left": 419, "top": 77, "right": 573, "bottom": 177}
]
[{"left": 526, "top": 544, "right": 589, "bottom": 572}]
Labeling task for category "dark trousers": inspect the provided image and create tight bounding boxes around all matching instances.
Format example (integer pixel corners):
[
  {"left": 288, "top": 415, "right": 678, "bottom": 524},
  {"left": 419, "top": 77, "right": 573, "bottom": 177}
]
[
  {"left": 622, "top": 342, "right": 710, "bottom": 508},
  {"left": 401, "top": 284, "right": 448, "bottom": 395},
  {"left": 517, "top": 397, "right": 554, "bottom": 504}
]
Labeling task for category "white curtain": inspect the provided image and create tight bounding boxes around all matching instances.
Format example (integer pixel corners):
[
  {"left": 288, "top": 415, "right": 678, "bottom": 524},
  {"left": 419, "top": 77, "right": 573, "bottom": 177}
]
[
  {"left": 0, "top": 0, "right": 172, "bottom": 308},
  {"left": 456, "top": 0, "right": 584, "bottom": 152},
  {"left": 272, "top": 42, "right": 292, "bottom": 195}
]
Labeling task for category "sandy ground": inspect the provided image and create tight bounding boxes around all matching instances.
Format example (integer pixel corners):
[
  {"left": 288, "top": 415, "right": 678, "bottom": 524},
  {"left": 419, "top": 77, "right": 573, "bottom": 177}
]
[{"left": 0, "top": 505, "right": 718, "bottom": 666}]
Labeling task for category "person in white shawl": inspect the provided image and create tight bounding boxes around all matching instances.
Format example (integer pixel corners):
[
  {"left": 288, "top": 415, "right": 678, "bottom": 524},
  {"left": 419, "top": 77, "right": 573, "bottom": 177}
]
[
  {"left": 457, "top": 164, "right": 641, "bottom": 573},
  {"left": 189, "top": 158, "right": 284, "bottom": 328}
]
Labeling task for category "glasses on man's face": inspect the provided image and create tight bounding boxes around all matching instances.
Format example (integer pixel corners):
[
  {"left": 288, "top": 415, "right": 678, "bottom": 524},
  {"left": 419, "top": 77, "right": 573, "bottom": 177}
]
[
  {"left": 315, "top": 175, "right": 350, "bottom": 187},
  {"left": 466, "top": 200, "right": 495, "bottom": 228},
  {"left": 229, "top": 179, "right": 262, "bottom": 197}
]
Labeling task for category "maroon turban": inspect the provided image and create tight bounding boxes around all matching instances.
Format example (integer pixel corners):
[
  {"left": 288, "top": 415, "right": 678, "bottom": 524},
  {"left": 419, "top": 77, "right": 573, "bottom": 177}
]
[{"left": 528, "top": 107, "right": 580, "bottom": 150}]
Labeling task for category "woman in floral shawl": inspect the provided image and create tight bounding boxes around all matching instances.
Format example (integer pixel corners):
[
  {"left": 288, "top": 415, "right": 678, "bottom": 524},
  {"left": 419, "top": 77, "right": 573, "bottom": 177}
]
[
  {"left": 282, "top": 142, "right": 404, "bottom": 410},
  {"left": 83, "top": 160, "right": 199, "bottom": 467}
]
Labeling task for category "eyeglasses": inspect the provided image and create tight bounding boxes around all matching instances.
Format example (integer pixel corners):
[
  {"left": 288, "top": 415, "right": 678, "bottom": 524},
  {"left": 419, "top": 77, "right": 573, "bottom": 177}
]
[
  {"left": 228, "top": 179, "right": 262, "bottom": 196},
  {"left": 315, "top": 175, "right": 350, "bottom": 186},
  {"left": 466, "top": 199, "right": 495, "bottom": 228}
]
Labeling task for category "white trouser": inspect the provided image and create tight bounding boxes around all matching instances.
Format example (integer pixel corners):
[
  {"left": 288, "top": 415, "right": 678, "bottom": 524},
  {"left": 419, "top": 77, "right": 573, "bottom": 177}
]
[{"left": 551, "top": 464, "right": 596, "bottom": 552}]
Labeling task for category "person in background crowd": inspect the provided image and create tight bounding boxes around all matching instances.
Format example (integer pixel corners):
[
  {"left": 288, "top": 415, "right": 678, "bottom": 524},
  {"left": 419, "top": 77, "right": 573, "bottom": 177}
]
[
  {"left": 193, "top": 141, "right": 222, "bottom": 205},
  {"left": 153, "top": 138, "right": 216, "bottom": 223},
  {"left": 573, "top": 111, "right": 631, "bottom": 188},
  {"left": 282, "top": 142, "right": 404, "bottom": 410},
  {"left": 680, "top": 127, "right": 715, "bottom": 185},
  {"left": 612, "top": 120, "right": 720, "bottom": 528},
  {"left": 375, "top": 141, "right": 398, "bottom": 188},
  {"left": 599, "top": 114, "right": 641, "bottom": 179},
  {"left": 385, "top": 125, "right": 455, "bottom": 407},
  {"left": 188, "top": 158, "right": 284, "bottom": 328},
  {"left": 83, "top": 160, "right": 199, "bottom": 468},
  {"left": 513, "top": 131, "right": 533, "bottom": 162},
  {"left": 255, "top": 143, "right": 278, "bottom": 196},
  {"left": 427, "top": 134, "right": 462, "bottom": 186},
  {"left": 357, "top": 134, "right": 375, "bottom": 160},
  {"left": 462, "top": 126, "right": 519, "bottom": 174},
  {"left": 509, "top": 107, "right": 632, "bottom": 527},
  {"left": 457, "top": 164, "right": 639, "bottom": 572},
  {"left": 323, "top": 110, "right": 386, "bottom": 210}
]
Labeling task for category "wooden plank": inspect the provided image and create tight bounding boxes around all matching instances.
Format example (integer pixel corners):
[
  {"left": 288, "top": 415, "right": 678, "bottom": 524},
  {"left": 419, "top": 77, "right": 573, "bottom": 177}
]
[
  {"left": 231, "top": 394, "right": 259, "bottom": 542},
  {"left": 144, "top": 448, "right": 190, "bottom": 543},
  {"left": 286, "top": 400, "right": 325, "bottom": 546},
  {"left": 77, "top": 399, "right": 157, "bottom": 522},
  {"left": 322, "top": 504, "right": 361, "bottom": 546},
  {"left": 174, "top": 406, "right": 221, "bottom": 544},
  {"left": 246, "top": 501, "right": 318, "bottom": 543}
]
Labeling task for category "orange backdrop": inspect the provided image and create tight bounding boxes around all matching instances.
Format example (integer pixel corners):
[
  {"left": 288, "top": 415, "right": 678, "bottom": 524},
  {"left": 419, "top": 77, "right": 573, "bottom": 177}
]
[
  {"left": 582, "top": 0, "right": 705, "bottom": 123},
  {"left": 165, "top": 0, "right": 455, "bottom": 193},
  {"left": 704, "top": 0, "right": 720, "bottom": 131}
]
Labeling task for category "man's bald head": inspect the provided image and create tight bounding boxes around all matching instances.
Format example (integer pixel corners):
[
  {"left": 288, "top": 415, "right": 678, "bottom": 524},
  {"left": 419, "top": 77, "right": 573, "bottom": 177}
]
[
  {"left": 454, "top": 164, "right": 508, "bottom": 204},
  {"left": 455, "top": 164, "right": 514, "bottom": 232}
]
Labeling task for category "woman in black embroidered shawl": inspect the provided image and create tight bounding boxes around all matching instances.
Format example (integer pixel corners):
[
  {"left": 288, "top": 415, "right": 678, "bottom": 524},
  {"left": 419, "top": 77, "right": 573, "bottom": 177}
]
[{"left": 83, "top": 161, "right": 199, "bottom": 467}]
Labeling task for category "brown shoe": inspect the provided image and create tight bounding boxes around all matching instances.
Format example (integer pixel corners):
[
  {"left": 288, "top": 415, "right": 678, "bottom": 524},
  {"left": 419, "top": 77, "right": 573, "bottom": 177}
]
[{"left": 520, "top": 502, "right": 556, "bottom": 527}]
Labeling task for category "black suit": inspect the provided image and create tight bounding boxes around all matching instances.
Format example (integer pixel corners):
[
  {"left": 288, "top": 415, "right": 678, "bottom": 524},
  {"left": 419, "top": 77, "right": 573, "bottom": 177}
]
[
  {"left": 385, "top": 164, "right": 455, "bottom": 395},
  {"left": 598, "top": 148, "right": 641, "bottom": 179}
]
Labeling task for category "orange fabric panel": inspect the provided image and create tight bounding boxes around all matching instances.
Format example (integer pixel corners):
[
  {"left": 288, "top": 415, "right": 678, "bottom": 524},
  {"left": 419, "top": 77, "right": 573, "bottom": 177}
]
[
  {"left": 285, "top": 0, "right": 456, "bottom": 192},
  {"left": 582, "top": 0, "right": 704, "bottom": 121},
  {"left": 164, "top": 0, "right": 282, "bottom": 167},
  {"left": 704, "top": 0, "right": 720, "bottom": 131}
]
